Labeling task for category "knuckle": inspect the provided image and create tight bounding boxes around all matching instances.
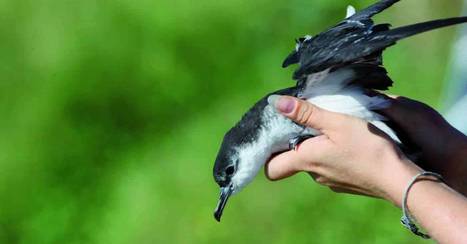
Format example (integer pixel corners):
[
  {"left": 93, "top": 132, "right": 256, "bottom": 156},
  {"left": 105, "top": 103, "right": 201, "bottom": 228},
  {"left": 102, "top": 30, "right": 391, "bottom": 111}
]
[
  {"left": 304, "top": 160, "right": 318, "bottom": 172},
  {"left": 293, "top": 101, "right": 307, "bottom": 124},
  {"left": 304, "top": 105, "right": 317, "bottom": 126},
  {"left": 299, "top": 157, "right": 318, "bottom": 172},
  {"left": 292, "top": 100, "right": 315, "bottom": 126}
]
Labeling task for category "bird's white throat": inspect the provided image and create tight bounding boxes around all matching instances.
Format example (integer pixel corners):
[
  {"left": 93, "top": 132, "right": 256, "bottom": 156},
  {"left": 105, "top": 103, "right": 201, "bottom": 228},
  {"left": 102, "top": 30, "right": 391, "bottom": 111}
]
[{"left": 230, "top": 105, "right": 304, "bottom": 194}]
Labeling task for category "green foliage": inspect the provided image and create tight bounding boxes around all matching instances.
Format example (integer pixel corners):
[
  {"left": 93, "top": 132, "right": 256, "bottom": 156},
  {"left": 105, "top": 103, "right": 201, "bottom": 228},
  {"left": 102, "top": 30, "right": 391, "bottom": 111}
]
[{"left": 0, "top": 0, "right": 461, "bottom": 243}]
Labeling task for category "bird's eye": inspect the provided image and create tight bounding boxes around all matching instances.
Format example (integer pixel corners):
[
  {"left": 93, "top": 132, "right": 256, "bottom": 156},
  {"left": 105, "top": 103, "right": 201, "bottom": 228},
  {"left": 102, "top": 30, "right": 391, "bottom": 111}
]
[{"left": 225, "top": 165, "right": 235, "bottom": 176}]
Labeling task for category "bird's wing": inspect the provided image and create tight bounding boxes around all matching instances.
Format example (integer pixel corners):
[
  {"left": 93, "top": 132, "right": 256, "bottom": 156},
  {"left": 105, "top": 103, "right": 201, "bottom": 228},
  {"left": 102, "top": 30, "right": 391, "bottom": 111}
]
[
  {"left": 331, "top": 17, "right": 467, "bottom": 65},
  {"left": 282, "top": 0, "right": 398, "bottom": 70},
  {"left": 296, "top": 63, "right": 393, "bottom": 100},
  {"left": 294, "top": 16, "right": 467, "bottom": 79},
  {"left": 378, "top": 16, "right": 467, "bottom": 41},
  {"left": 293, "top": 26, "right": 370, "bottom": 78},
  {"left": 345, "top": 63, "right": 393, "bottom": 90},
  {"left": 347, "top": 0, "right": 400, "bottom": 21}
]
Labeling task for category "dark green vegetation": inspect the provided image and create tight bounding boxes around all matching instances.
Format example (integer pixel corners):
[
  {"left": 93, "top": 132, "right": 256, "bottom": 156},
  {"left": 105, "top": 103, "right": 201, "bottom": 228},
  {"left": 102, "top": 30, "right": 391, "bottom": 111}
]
[{"left": 0, "top": 0, "right": 462, "bottom": 243}]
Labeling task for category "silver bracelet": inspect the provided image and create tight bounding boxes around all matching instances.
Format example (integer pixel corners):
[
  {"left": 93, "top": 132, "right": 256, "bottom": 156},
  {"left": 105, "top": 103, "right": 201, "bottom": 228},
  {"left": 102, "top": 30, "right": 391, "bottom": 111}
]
[{"left": 401, "top": 171, "right": 444, "bottom": 239}]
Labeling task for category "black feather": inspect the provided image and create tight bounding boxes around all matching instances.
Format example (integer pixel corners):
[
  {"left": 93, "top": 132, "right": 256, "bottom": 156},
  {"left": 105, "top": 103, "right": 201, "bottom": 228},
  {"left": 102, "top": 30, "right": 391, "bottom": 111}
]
[
  {"left": 379, "top": 16, "right": 467, "bottom": 41},
  {"left": 348, "top": 0, "right": 400, "bottom": 21},
  {"left": 344, "top": 63, "right": 393, "bottom": 90},
  {"left": 282, "top": 51, "right": 300, "bottom": 68},
  {"left": 291, "top": 14, "right": 467, "bottom": 79},
  {"left": 372, "top": 23, "right": 392, "bottom": 32}
]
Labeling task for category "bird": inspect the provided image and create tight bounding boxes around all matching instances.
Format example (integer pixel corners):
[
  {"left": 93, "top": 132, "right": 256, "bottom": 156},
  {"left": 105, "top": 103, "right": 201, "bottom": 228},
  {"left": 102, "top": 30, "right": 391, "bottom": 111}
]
[{"left": 212, "top": 0, "right": 467, "bottom": 222}]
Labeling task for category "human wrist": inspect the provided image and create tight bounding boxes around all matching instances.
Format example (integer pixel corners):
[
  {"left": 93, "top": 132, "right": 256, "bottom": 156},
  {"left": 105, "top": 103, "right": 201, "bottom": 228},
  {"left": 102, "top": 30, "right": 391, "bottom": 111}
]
[
  {"left": 380, "top": 156, "right": 423, "bottom": 207},
  {"left": 400, "top": 172, "right": 445, "bottom": 239}
]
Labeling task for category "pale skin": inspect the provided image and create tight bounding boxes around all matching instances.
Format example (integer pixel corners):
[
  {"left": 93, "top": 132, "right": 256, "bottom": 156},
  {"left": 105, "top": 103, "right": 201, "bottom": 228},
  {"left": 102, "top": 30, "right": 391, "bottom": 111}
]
[{"left": 265, "top": 95, "right": 467, "bottom": 243}]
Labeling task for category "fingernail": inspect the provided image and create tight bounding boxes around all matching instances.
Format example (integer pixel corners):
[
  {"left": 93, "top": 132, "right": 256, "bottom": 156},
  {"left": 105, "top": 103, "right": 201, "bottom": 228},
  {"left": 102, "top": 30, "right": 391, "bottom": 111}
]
[{"left": 268, "top": 95, "right": 295, "bottom": 114}]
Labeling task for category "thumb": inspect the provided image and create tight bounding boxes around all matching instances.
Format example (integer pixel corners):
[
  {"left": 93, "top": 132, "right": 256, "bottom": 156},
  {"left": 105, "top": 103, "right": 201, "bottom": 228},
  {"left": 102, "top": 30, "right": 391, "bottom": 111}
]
[{"left": 268, "top": 95, "right": 346, "bottom": 132}]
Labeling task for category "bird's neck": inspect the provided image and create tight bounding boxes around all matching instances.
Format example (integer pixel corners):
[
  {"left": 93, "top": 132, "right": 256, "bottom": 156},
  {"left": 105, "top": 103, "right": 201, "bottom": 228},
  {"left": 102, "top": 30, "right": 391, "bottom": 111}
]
[
  {"left": 232, "top": 105, "right": 303, "bottom": 192},
  {"left": 262, "top": 105, "right": 304, "bottom": 151},
  {"left": 240, "top": 105, "right": 302, "bottom": 165}
]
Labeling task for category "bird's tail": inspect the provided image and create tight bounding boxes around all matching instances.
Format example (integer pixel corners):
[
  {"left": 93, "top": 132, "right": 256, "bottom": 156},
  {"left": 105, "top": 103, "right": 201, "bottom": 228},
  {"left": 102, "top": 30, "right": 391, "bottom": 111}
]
[{"left": 381, "top": 16, "right": 467, "bottom": 41}]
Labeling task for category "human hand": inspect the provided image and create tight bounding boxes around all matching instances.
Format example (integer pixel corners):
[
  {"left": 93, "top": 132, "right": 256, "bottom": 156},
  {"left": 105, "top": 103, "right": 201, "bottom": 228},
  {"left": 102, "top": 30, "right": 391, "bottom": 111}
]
[
  {"left": 265, "top": 96, "right": 423, "bottom": 206},
  {"left": 265, "top": 95, "right": 467, "bottom": 242},
  {"left": 379, "top": 96, "right": 467, "bottom": 194}
]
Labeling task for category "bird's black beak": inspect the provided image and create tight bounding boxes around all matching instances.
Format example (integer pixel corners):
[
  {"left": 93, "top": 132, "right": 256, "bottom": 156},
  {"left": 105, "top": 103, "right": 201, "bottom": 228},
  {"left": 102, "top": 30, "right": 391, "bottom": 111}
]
[
  {"left": 282, "top": 51, "right": 300, "bottom": 68},
  {"left": 214, "top": 183, "right": 233, "bottom": 222}
]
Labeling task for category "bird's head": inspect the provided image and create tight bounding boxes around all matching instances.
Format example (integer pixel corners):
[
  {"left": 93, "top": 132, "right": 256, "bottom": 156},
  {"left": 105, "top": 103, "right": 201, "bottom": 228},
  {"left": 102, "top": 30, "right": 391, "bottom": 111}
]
[
  {"left": 212, "top": 89, "right": 298, "bottom": 221},
  {"left": 212, "top": 138, "right": 237, "bottom": 222},
  {"left": 282, "top": 35, "right": 313, "bottom": 68},
  {"left": 213, "top": 121, "right": 269, "bottom": 221}
]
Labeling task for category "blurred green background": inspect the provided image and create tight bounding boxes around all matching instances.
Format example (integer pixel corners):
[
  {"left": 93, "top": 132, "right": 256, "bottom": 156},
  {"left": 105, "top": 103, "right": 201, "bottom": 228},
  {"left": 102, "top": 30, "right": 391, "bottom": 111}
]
[{"left": 0, "top": 0, "right": 463, "bottom": 243}]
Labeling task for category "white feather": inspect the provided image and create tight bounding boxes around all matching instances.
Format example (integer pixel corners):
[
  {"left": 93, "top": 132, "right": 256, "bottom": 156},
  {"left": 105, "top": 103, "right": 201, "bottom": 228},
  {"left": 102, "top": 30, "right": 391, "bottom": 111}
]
[
  {"left": 346, "top": 5, "right": 356, "bottom": 18},
  {"left": 303, "top": 67, "right": 400, "bottom": 143}
]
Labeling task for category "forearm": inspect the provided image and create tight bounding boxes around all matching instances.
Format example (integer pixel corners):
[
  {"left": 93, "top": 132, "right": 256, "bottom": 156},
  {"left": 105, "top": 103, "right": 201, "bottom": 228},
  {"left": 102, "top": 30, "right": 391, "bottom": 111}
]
[
  {"left": 410, "top": 181, "right": 467, "bottom": 243},
  {"left": 386, "top": 159, "right": 467, "bottom": 243}
]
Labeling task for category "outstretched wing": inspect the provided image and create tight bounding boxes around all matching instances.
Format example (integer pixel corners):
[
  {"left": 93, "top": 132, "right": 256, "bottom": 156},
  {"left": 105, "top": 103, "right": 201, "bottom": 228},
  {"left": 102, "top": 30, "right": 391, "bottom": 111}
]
[
  {"left": 282, "top": 0, "right": 399, "bottom": 69},
  {"left": 347, "top": 0, "right": 400, "bottom": 21},
  {"left": 286, "top": 0, "right": 400, "bottom": 77},
  {"left": 294, "top": 16, "right": 467, "bottom": 79},
  {"left": 293, "top": 25, "right": 379, "bottom": 79}
]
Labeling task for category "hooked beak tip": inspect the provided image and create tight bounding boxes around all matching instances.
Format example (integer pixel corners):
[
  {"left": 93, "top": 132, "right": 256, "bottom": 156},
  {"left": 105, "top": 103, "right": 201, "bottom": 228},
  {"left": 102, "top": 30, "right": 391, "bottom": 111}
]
[
  {"left": 213, "top": 184, "right": 233, "bottom": 222},
  {"left": 214, "top": 212, "right": 222, "bottom": 222}
]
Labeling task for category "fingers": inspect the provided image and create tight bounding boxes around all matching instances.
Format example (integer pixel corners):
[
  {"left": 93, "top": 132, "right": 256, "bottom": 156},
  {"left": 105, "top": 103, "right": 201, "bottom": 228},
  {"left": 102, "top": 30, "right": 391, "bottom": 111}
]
[
  {"left": 268, "top": 156, "right": 376, "bottom": 197},
  {"left": 267, "top": 95, "right": 349, "bottom": 132},
  {"left": 265, "top": 150, "right": 302, "bottom": 181},
  {"left": 265, "top": 136, "right": 330, "bottom": 181}
]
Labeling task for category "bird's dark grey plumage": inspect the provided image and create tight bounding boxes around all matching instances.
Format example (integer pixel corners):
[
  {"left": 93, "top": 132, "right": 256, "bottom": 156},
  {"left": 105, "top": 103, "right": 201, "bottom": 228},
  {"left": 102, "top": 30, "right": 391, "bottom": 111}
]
[
  {"left": 213, "top": 0, "right": 467, "bottom": 222},
  {"left": 285, "top": 0, "right": 467, "bottom": 81}
]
